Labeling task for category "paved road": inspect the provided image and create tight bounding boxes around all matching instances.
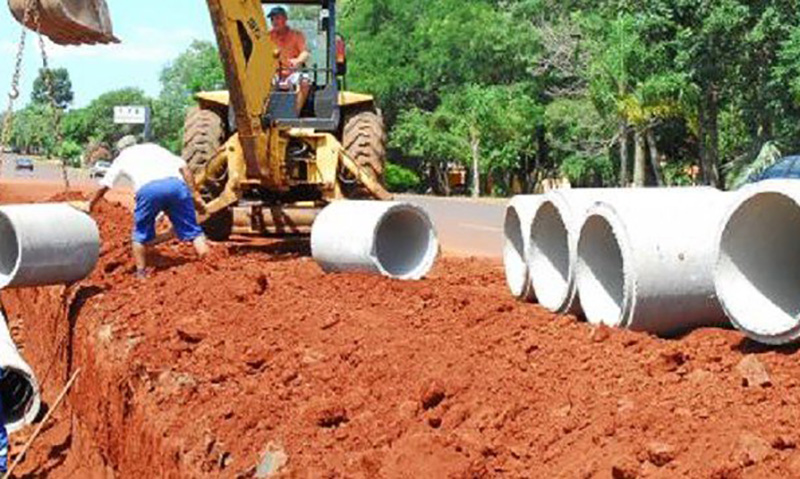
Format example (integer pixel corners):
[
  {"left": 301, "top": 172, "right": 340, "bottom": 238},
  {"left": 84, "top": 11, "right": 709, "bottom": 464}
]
[
  {"left": 0, "top": 155, "right": 508, "bottom": 258},
  {"left": 0, "top": 154, "right": 94, "bottom": 185},
  {"left": 403, "top": 195, "right": 506, "bottom": 258}
]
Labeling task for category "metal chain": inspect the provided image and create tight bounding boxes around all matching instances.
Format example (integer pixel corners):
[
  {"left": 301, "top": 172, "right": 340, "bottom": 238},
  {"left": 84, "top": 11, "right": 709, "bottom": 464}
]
[
  {"left": 34, "top": 6, "right": 71, "bottom": 191},
  {"left": 0, "top": 0, "right": 36, "bottom": 169}
]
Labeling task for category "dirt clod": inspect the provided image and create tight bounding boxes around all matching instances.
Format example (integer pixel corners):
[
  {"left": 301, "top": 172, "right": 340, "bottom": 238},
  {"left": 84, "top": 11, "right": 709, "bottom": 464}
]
[
  {"left": 737, "top": 355, "right": 772, "bottom": 387},
  {"left": 420, "top": 380, "right": 446, "bottom": 410}
]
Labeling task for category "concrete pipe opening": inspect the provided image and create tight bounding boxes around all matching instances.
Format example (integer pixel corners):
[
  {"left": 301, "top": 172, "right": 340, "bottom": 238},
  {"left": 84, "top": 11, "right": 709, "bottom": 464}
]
[
  {"left": 529, "top": 202, "right": 570, "bottom": 312},
  {"left": 312, "top": 201, "right": 438, "bottom": 280},
  {"left": 503, "top": 207, "right": 527, "bottom": 297},
  {"left": 374, "top": 206, "right": 438, "bottom": 279},
  {"left": 576, "top": 214, "right": 628, "bottom": 327},
  {"left": 0, "top": 367, "right": 38, "bottom": 432},
  {"left": 716, "top": 190, "right": 800, "bottom": 343},
  {"left": 0, "top": 213, "right": 19, "bottom": 284}
]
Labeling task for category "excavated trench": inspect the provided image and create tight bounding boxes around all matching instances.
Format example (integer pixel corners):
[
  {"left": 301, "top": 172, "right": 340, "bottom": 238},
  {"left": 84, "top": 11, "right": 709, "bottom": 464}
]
[
  {"left": 0, "top": 185, "right": 189, "bottom": 477},
  {"left": 5, "top": 182, "right": 800, "bottom": 478}
]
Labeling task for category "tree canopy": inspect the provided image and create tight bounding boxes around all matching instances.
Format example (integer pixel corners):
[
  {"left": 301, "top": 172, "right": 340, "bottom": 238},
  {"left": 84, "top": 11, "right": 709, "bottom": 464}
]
[{"left": 7, "top": 2, "right": 800, "bottom": 193}]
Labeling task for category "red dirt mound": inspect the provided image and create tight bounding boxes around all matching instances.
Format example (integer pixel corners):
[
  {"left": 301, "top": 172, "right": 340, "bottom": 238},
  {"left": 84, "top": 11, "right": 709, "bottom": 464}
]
[{"left": 1, "top": 182, "right": 800, "bottom": 478}]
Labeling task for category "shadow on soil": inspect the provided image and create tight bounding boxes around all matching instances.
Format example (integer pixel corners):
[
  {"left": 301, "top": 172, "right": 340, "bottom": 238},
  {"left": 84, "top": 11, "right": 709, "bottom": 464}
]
[{"left": 227, "top": 237, "right": 311, "bottom": 262}]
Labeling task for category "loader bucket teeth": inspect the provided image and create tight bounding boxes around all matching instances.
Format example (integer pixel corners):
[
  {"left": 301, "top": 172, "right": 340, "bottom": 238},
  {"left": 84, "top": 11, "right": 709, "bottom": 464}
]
[{"left": 8, "top": 0, "right": 118, "bottom": 45}]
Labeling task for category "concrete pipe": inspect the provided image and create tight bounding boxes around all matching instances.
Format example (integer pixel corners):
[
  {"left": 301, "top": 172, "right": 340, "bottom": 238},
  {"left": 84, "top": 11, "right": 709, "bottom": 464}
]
[
  {"left": 0, "top": 312, "right": 40, "bottom": 433},
  {"left": 714, "top": 180, "right": 800, "bottom": 344},
  {"left": 503, "top": 195, "right": 543, "bottom": 301},
  {"left": 528, "top": 188, "right": 622, "bottom": 315},
  {"left": 0, "top": 204, "right": 100, "bottom": 288},
  {"left": 576, "top": 187, "right": 730, "bottom": 335},
  {"left": 311, "top": 201, "right": 439, "bottom": 280}
]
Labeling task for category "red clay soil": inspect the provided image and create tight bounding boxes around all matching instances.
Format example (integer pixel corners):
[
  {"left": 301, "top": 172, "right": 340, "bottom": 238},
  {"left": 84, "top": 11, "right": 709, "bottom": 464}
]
[{"left": 1, "top": 180, "right": 800, "bottom": 478}]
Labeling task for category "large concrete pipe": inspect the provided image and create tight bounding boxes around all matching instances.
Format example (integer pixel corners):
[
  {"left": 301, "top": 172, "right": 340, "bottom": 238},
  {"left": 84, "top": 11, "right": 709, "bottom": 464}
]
[
  {"left": 0, "top": 204, "right": 100, "bottom": 288},
  {"left": 576, "top": 187, "right": 730, "bottom": 335},
  {"left": 503, "top": 195, "right": 543, "bottom": 301},
  {"left": 528, "top": 188, "right": 618, "bottom": 315},
  {"left": 311, "top": 201, "right": 439, "bottom": 280},
  {"left": 714, "top": 180, "right": 800, "bottom": 344},
  {"left": 0, "top": 312, "right": 40, "bottom": 433}
]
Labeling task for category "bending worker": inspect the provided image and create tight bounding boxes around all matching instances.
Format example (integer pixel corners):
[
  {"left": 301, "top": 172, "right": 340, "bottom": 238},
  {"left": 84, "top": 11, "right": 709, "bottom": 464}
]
[
  {"left": 84, "top": 138, "right": 210, "bottom": 279},
  {"left": 268, "top": 6, "right": 311, "bottom": 114}
]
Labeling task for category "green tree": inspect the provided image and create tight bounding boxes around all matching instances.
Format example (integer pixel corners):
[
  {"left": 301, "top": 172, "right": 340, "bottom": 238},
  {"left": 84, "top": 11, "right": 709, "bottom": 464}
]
[
  {"left": 31, "top": 68, "right": 74, "bottom": 109},
  {"left": 154, "top": 40, "right": 225, "bottom": 152},
  {"left": 9, "top": 103, "right": 57, "bottom": 155}
]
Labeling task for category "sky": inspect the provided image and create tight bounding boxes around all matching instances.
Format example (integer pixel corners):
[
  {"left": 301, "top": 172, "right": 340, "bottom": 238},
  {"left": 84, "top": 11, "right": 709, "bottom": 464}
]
[{"left": 0, "top": 1, "right": 219, "bottom": 109}]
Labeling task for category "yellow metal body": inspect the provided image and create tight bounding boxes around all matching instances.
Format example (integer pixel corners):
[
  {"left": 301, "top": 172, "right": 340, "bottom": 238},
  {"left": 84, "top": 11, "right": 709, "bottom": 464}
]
[
  {"left": 8, "top": 0, "right": 391, "bottom": 232},
  {"left": 194, "top": 0, "right": 389, "bottom": 223}
]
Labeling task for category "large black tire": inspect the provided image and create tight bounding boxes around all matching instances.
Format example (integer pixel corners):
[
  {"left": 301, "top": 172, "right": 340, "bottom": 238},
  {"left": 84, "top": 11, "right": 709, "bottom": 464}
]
[
  {"left": 182, "top": 107, "right": 224, "bottom": 175},
  {"left": 183, "top": 107, "right": 232, "bottom": 241},
  {"left": 341, "top": 110, "right": 387, "bottom": 196},
  {"left": 201, "top": 209, "right": 234, "bottom": 242}
]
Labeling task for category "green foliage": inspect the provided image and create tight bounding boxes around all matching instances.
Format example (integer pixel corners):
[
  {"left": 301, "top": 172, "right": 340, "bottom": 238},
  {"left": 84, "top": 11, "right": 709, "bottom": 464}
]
[
  {"left": 10, "top": 1, "right": 800, "bottom": 195},
  {"left": 385, "top": 163, "right": 421, "bottom": 192},
  {"left": 83, "top": 88, "right": 152, "bottom": 145},
  {"left": 56, "top": 139, "right": 83, "bottom": 167},
  {"left": 9, "top": 103, "right": 57, "bottom": 155},
  {"left": 31, "top": 68, "right": 74, "bottom": 109},
  {"left": 154, "top": 40, "right": 225, "bottom": 152}
]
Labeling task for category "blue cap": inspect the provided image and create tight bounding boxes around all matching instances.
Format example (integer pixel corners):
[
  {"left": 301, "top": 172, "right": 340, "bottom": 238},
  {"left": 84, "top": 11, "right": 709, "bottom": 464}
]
[{"left": 267, "top": 6, "right": 288, "bottom": 18}]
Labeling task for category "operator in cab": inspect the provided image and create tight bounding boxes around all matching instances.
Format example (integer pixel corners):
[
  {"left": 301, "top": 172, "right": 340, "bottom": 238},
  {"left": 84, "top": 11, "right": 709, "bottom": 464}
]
[
  {"left": 81, "top": 137, "right": 210, "bottom": 280},
  {"left": 268, "top": 5, "right": 311, "bottom": 115}
]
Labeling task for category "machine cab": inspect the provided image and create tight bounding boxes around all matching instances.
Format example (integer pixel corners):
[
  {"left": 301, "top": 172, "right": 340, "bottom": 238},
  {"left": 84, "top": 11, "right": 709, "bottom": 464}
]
[{"left": 262, "top": 1, "right": 345, "bottom": 131}]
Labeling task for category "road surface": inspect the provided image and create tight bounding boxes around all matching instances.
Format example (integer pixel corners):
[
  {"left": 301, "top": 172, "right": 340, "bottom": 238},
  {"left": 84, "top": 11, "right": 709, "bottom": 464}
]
[
  {"left": 0, "top": 154, "right": 508, "bottom": 258},
  {"left": 403, "top": 195, "right": 505, "bottom": 258}
]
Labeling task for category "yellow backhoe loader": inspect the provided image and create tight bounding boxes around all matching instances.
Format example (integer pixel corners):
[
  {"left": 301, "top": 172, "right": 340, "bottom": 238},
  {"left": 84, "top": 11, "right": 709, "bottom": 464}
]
[{"left": 8, "top": 0, "right": 391, "bottom": 240}]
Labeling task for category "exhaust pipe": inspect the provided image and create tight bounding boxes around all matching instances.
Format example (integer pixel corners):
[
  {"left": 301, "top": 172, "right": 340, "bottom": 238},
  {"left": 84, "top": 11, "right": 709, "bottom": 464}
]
[
  {"left": 576, "top": 188, "right": 730, "bottom": 335},
  {"left": 311, "top": 201, "right": 439, "bottom": 280},
  {"left": 8, "top": 0, "right": 117, "bottom": 45},
  {"left": 0, "top": 312, "right": 40, "bottom": 433},
  {"left": 0, "top": 204, "right": 99, "bottom": 288},
  {"left": 715, "top": 180, "right": 800, "bottom": 344},
  {"left": 503, "top": 195, "right": 543, "bottom": 301}
]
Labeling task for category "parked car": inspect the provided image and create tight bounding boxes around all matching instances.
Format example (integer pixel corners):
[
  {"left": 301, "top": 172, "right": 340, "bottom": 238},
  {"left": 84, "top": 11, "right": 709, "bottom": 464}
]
[
  {"left": 89, "top": 160, "right": 111, "bottom": 179},
  {"left": 748, "top": 155, "right": 800, "bottom": 183},
  {"left": 14, "top": 158, "right": 34, "bottom": 171}
]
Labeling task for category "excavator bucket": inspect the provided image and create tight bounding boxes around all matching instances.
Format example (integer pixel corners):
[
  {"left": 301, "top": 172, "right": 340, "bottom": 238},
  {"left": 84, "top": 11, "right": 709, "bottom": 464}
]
[{"left": 8, "top": 0, "right": 117, "bottom": 45}]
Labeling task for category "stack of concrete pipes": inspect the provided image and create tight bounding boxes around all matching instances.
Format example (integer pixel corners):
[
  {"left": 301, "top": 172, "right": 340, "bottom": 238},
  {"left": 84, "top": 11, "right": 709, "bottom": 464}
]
[
  {"left": 0, "top": 204, "right": 99, "bottom": 432},
  {"left": 503, "top": 181, "right": 800, "bottom": 346}
]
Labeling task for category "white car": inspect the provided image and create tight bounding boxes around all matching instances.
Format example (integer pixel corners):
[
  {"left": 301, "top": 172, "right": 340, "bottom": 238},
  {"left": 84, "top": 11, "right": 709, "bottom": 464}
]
[{"left": 89, "top": 160, "right": 111, "bottom": 179}]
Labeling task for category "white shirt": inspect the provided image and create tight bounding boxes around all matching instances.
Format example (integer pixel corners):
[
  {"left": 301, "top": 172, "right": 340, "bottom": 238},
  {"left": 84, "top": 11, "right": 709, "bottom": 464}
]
[{"left": 100, "top": 143, "right": 187, "bottom": 192}]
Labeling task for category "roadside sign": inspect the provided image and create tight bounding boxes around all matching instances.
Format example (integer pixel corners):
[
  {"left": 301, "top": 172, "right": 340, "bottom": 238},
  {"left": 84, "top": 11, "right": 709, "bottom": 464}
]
[{"left": 113, "top": 106, "right": 148, "bottom": 125}]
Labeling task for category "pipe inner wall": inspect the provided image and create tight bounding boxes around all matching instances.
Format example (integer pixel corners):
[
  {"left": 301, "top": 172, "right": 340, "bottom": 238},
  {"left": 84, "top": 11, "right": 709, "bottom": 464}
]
[
  {"left": 576, "top": 214, "right": 627, "bottom": 326},
  {"left": 374, "top": 207, "right": 437, "bottom": 279},
  {"left": 528, "top": 202, "right": 570, "bottom": 310},
  {"left": 716, "top": 187, "right": 800, "bottom": 343},
  {"left": 502, "top": 196, "right": 543, "bottom": 301}
]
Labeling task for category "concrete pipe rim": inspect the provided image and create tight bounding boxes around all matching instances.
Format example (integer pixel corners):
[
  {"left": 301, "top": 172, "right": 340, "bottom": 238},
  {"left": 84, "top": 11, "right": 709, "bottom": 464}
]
[
  {"left": 503, "top": 205, "right": 529, "bottom": 298},
  {"left": 0, "top": 365, "right": 40, "bottom": 433},
  {"left": 0, "top": 210, "right": 21, "bottom": 289},
  {"left": 528, "top": 198, "right": 574, "bottom": 313},
  {"left": 370, "top": 203, "right": 439, "bottom": 280},
  {"left": 576, "top": 206, "right": 635, "bottom": 327},
  {"left": 715, "top": 189, "right": 800, "bottom": 344}
]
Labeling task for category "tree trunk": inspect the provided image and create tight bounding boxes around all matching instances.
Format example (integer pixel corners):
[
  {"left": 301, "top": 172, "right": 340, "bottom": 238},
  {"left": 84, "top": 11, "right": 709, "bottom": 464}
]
[
  {"left": 470, "top": 131, "right": 480, "bottom": 198},
  {"left": 646, "top": 128, "right": 663, "bottom": 186},
  {"left": 707, "top": 86, "right": 721, "bottom": 188},
  {"left": 633, "top": 129, "right": 646, "bottom": 187},
  {"left": 698, "top": 85, "right": 722, "bottom": 188},
  {"left": 697, "top": 100, "right": 706, "bottom": 187},
  {"left": 618, "top": 122, "right": 629, "bottom": 187}
]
